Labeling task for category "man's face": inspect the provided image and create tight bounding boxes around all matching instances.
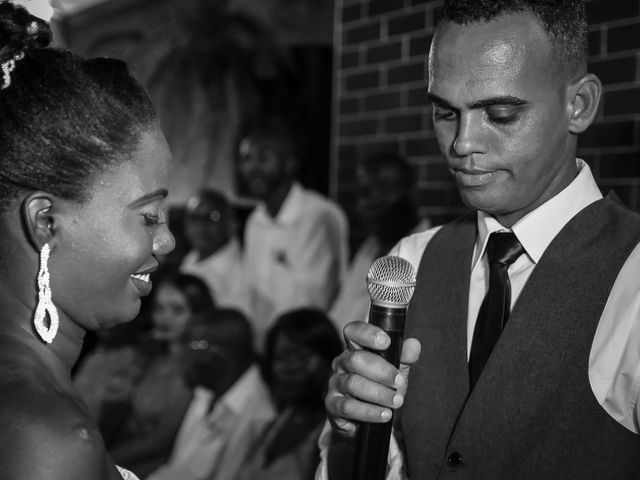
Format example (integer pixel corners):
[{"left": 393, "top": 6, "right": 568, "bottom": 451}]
[
  {"left": 238, "top": 137, "right": 291, "bottom": 201},
  {"left": 429, "top": 12, "right": 578, "bottom": 227},
  {"left": 180, "top": 323, "right": 231, "bottom": 392},
  {"left": 183, "top": 196, "right": 231, "bottom": 258},
  {"left": 356, "top": 165, "right": 408, "bottom": 223}
]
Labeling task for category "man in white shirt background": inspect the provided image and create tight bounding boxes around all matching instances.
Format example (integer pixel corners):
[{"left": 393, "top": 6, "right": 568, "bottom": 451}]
[
  {"left": 148, "top": 308, "right": 275, "bottom": 480},
  {"left": 180, "top": 189, "right": 250, "bottom": 315},
  {"left": 322, "top": 0, "right": 640, "bottom": 479},
  {"left": 238, "top": 116, "right": 349, "bottom": 350}
]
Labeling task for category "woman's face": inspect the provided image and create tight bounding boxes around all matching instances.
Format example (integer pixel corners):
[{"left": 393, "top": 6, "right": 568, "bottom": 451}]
[
  {"left": 50, "top": 127, "right": 175, "bottom": 331},
  {"left": 151, "top": 282, "right": 193, "bottom": 342},
  {"left": 270, "top": 334, "right": 331, "bottom": 406}
]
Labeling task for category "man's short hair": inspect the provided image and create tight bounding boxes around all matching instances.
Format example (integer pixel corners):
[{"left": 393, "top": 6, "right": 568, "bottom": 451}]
[{"left": 442, "top": 0, "right": 588, "bottom": 76}]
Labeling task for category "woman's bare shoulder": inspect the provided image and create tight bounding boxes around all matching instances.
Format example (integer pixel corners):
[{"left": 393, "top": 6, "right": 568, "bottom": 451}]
[{"left": 0, "top": 351, "right": 120, "bottom": 479}]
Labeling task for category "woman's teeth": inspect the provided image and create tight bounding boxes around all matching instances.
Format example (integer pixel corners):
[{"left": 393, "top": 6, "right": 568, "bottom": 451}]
[{"left": 131, "top": 273, "right": 150, "bottom": 283}]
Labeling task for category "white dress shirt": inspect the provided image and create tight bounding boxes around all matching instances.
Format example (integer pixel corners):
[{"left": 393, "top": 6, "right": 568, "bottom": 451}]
[
  {"left": 244, "top": 182, "right": 349, "bottom": 347},
  {"left": 316, "top": 160, "right": 640, "bottom": 480},
  {"left": 179, "top": 237, "right": 250, "bottom": 315},
  {"left": 148, "top": 365, "right": 275, "bottom": 480}
]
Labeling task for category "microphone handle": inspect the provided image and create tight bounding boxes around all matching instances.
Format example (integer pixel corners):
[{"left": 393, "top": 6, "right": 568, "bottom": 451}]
[{"left": 354, "top": 304, "right": 406, "bottom": 480}]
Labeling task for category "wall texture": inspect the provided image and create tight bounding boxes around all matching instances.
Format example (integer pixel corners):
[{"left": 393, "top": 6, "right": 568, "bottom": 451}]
[{"left": 331, "top": 0, "right": 640, "bottom": 230}]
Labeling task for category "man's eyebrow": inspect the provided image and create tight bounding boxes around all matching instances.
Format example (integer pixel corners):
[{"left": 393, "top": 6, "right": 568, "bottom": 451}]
[
  {"left": 427, "top": 92, "right": 453, "bottom": 108},
  {"left": 128, "top": 188, "right": 169, "bottom": 207},
  {"left": 427, "top": 92, "right": 528, "bottom": 109},
  {"left": 468, "top": 96, "right": 528, "bottom": 109}
]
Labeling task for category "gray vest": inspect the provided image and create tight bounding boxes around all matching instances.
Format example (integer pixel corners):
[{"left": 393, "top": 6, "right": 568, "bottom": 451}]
[{"left": 401, "top": 196, "right": 640, "bottom": 479}]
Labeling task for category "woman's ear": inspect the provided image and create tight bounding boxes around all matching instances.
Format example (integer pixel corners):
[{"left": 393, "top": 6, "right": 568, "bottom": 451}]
[
  {"left": 567, "top": 72, "right": 602, "bottom": 134},
  {"left": 21, "top": 192, "right": 55, "bottom": 251}
]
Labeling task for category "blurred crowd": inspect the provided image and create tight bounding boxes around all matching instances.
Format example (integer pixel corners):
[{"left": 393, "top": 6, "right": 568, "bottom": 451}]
[{"left": 72, "top": 116, "right": 431, "bottom": 480}]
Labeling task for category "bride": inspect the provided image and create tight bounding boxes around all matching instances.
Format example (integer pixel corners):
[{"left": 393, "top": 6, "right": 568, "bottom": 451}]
[{"left": 0, "top": 2, "right": 175, "bottom": 478}]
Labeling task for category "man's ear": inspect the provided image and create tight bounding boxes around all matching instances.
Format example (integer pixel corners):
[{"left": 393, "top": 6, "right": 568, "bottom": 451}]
[
  {"left": 21, "top": 192, "right": 56, "bottom": 252},
  {"left": 567, "top": 72, "right": 602, "bottom": 134}
]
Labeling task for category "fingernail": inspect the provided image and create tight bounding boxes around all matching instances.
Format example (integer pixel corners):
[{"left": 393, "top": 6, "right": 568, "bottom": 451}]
[
  {"left": 395, "top": 374, "right": 404, "bottom": 387},
  {"left": 375, "top": 333, "right": 388, "bottom": 347},
  {"left": 393, "top": 394, "right": 403, "bottom": 407},
  {"left": 381, "top": 409, "right": 392, "bottom": 421}
]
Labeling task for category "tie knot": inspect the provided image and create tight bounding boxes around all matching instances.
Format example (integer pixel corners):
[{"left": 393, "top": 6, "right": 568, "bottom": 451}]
[{"left": 485, "top": 231, "right": 524, "bottom": 266}]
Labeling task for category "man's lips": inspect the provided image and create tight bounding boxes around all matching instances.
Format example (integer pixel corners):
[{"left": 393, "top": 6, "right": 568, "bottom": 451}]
[{"left": 451, "top": 167, "right": 499, "bottom": 187}]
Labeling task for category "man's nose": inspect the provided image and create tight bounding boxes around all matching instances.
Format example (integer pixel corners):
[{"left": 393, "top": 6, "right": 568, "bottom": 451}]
[{"left": 453, "top": 113, "right": 486, "bottom": 157}]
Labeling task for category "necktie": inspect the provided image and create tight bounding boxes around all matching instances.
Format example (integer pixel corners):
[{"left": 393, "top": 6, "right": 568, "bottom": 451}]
[{"left": 469, "top": 231, "right": 524, "bottom": 388}]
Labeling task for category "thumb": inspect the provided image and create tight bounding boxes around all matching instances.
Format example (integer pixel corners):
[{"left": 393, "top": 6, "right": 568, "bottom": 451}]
[{"left": 397, "top": 337, "right": 421, "bottom": 396}]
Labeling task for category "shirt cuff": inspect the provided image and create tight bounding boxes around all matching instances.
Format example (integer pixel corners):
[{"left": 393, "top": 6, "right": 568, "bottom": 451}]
[{"left": 315, "top": 421, "right": 408, "bottom": 480}]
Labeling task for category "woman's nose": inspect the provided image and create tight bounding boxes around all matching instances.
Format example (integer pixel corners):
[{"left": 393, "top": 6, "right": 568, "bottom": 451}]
[{"left": 153, "top": 224, "right": 175, "bottom": 256}]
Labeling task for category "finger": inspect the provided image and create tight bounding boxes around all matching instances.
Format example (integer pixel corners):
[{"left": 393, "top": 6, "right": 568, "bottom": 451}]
[
  {"left": 326, "top": 389, "right": 393, "bottom": 425},
  {"left": 343, "top": 321, "right": 390, "bottom": 352},
  {"left": 333, "top": 349, "right": 402, "bottom": 389},
  {"left": 333, "top": 371, "right": 405, "bottom": 410},
  {"left": 328, "top": 415, "right": 357, "bottom": 438},
  {"left": 325, "top": 376, "right": 359, "bottom": 437}
]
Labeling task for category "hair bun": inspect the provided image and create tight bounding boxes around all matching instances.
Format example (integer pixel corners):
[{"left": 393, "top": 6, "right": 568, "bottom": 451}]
[{"left": 0, "top": 1, "right": 52, "bottom": 59}]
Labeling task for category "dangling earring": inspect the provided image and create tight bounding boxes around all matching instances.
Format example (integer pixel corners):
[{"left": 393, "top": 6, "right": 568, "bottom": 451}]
[{"left": 34, "top": 243, "right": 59, "bottom": 344}]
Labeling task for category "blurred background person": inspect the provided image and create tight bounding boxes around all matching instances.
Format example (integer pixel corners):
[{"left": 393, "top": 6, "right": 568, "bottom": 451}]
[
  {"left": 148, "top": 307, "right": 275, "bottom": 480},
  {"left": 180, "top": 188, "right": 250, "bottom": 315},
  {"left": 73, "top": 317, "right": 151, "bottom": 429},
  {"left": 329, "top": 152, "right": 431, "bottom": 333},
  {"left": 238, "top": 116, "right": 349, "bottom": 349},
  {"left": 107, "top": 272, "right": 215, "bottom": 477},
  {"left": 236, "top": 308, "right": 342, "bottom": 480}
]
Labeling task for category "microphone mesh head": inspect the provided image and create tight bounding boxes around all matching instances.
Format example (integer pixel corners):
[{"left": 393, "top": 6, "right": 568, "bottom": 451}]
[{"left": 366, "top": 256, "right": 416, "bottom": 307}]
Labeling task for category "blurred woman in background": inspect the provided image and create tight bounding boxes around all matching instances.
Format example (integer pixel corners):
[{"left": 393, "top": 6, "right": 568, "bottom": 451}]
[
  {"left": 238, "top": 308, "right": 342, "bottom": 480},
  {"left": 107, "top": 272, "right": 215, "bottom": 477}
]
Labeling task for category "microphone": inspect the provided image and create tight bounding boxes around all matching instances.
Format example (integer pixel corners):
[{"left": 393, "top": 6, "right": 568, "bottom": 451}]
[{"left": 354, "top": 256, "right": 416, "bottom": 480}]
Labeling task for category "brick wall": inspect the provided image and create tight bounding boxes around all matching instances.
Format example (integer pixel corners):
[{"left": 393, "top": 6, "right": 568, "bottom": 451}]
[
  {"left": 331, "top": 0, "right": 640, "bottom": 235},
  {"left": 582, "top": 0, "right": 640, "bottom": 209}
]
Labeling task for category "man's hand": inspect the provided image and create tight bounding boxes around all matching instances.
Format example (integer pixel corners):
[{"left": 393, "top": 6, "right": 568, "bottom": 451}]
[{"left": 325, "top": 321, "right": 421, "bottom": 437}]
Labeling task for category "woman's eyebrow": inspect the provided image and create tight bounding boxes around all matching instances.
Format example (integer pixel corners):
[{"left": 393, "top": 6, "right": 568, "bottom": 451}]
[{"left": 128, "top": 188, "right": 169, "bottom": 208}]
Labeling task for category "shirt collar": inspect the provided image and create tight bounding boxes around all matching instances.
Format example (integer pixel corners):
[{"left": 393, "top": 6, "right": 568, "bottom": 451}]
[
  {"left": 186, "top": 237, "right": 241, "bottom": 266},
  {"left": 473, "top": 159, "right": 602, "bottom": 268},
  {"left": 209, "top": 364, "right": 262, "bottom": 417},
  {"left": 254, "top": 181, "right": 304, "bottom": 225}
]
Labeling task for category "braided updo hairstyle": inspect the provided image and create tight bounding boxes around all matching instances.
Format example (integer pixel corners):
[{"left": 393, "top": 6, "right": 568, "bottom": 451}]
[{"left": 0, "top": 1, "right": 158, "bottom": 213}]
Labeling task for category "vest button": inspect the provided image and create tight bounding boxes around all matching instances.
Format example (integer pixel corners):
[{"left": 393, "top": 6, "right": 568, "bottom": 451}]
[{"left": 447, "top": 451, "right": 462, "bottom": 466}]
